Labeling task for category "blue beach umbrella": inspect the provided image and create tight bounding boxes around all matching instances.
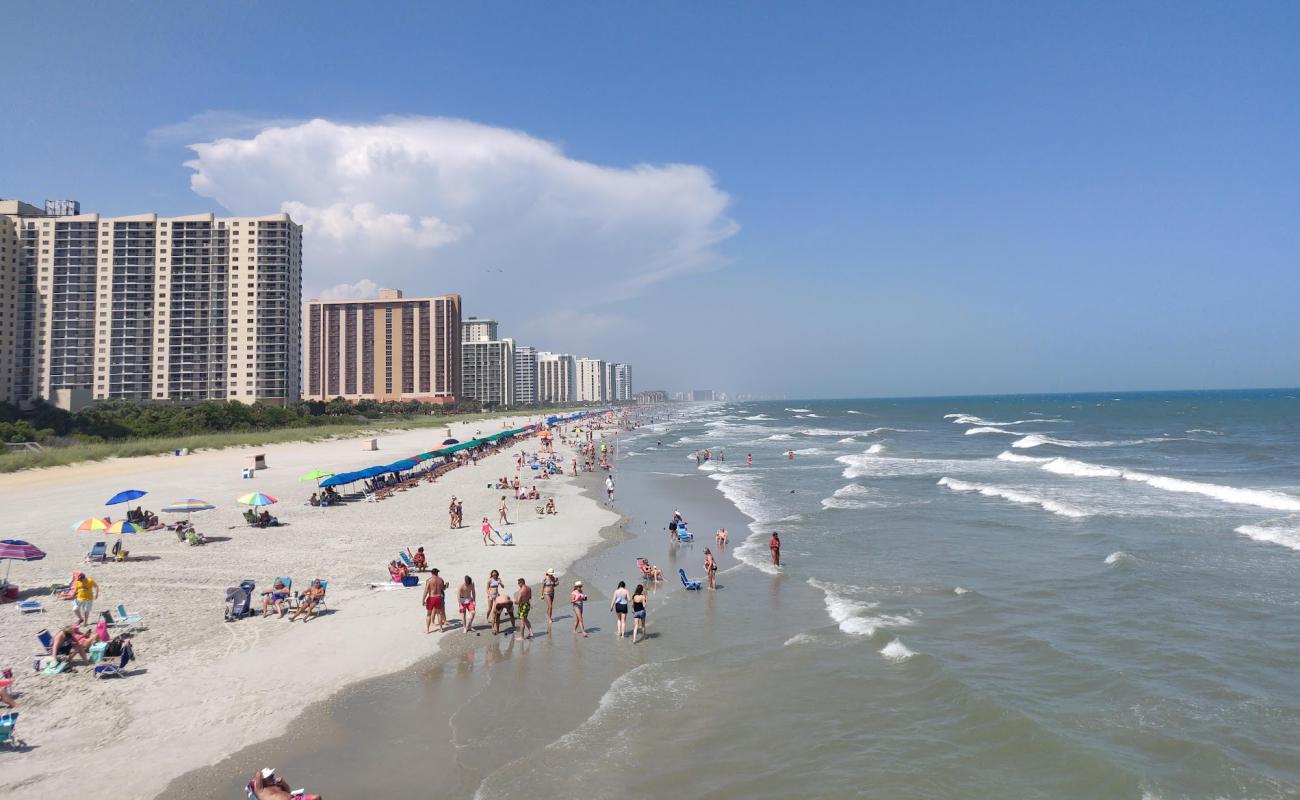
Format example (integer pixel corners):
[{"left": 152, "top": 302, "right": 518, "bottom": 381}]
[{"left": 106, "top": 489, "right": 147, "bottom": 506}]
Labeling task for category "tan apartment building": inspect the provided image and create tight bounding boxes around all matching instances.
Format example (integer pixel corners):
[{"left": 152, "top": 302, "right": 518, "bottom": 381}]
[
  {"left": 305, "top": 289, "right": 461, "bottom": 404},
  {"left": 0, "top": 199, "right": 302, "bottom": 406}
]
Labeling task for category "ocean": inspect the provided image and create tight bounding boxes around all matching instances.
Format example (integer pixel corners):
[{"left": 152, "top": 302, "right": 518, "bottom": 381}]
[{"left": 183, "top": 390, "right": 1300, "bottom": 799}]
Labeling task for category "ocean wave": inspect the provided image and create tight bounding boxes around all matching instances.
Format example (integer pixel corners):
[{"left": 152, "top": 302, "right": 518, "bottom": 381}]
[
  {"left": 649, "top": 471, "right": 690, "bottom": 477},
  {"left": 783, "top": 632, "right": 817, "bottom": 647},
  {"left": 953, "top": 586, "right": 971, "bottom": 595},
  {"left": 965, "top": 426, "right": 1025, "bottom": 436},
  {"left": 837, "top": 437, "right": 857, "bottom": 444},
  {"left": 1029, "top": 457, "right": 1300, "bottom": 512},
  {"left": 996, "top": 451, "right": 1051, "bottom": 464},
  {"left": 799, "top": 427, "right": 859, "bottom": 437},
  {"left": 1012, "top": 434, "right": 1177, "bottom": 449},
  {"left": 846, "top": 410, "right": 864, "bottom": 414},
  {"left": 744, "top": 414, "right": 774, "bottom": 421},
  {"left": 937, "top": 477, "right": 1091, "bottom": 518},
  {"left": 766, "top": 433, "right": 793, "bottom": 441},
  {"left": 793, "top": 447, "right": 833, "bottom": 456},
  {"left": 865, "top": 444, "right": 886, "bottom": 454},
  {"left": 1186, "top": 429, "right": 1223, "bottom": 435},
  {"left": 1234, "top": 523, "right": 1300, "bottom": 551},
  {"left": 807, "top": 578, "right": 912, "bottom": 637},
  {"left": 820, "top": 483, "right": 883, "bottom": 510},
  {"left": 880, "top": 639, "right": 915, "bottom": 662},
  {"left": 945, "top": 413, "right": 1066, "bottom": 426},
  {"left": 785, "top": 407, "right": 812, "bottom": 413},
  {"left": 1104, "top": 551, "right": 1133, "bottom": 566},
  {"left": 838, "top": 453, "right": 987, "bottom": 479},
  {"left": 862, "top": 427, "right": 924, "bottom": 435}
]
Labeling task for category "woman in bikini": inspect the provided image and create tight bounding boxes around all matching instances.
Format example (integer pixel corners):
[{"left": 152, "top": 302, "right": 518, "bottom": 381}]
[
  {"left": 542, "top": 568, "right": 559, "bottom": 624},
  {"left": 481, "top": 517, "right": 495, "bottom": 546},
  {"left": 571, "top": 580, "right": 589, "bottom": 637},
  {"left": 631, "top": 584, "right": 648, "bottom": 643},
  {"left": 704, "top": 548, "right": 718, "bottom": 590},
  {"left": 458, "top": 575, "right": 477, "bottom": 633},
  {"left": 609, "top": 580, "right": 630, "bottom": 639}
]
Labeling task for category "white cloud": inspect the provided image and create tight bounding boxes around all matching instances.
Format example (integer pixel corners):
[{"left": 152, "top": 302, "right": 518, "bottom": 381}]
[
  {"left": 182, "top": 116, "right": 739, "bottom": 314},
  {"left": 317, "top": 279, "right": 381, "bottom": 301}
]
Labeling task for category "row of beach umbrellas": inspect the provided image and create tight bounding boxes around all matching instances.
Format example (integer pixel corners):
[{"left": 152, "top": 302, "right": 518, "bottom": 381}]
[{"left": 71, "top": 490, "right": 278, "bottom": 534}]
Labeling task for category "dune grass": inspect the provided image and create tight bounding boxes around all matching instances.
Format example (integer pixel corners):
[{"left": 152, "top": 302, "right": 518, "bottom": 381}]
[{"left": 0, "top": 409, "right": 565, "bottom": 474}]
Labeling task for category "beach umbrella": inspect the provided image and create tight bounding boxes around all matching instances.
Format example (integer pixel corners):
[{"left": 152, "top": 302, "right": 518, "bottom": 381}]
[
  {"left": 236, "top": 492, "right": 278, "bottom": 507},
  {"left": 105, "top": 520, "right": 141, "bottom": 535},
  {"left": 73, "top": 517, "right": 111, "bottom": 532},
  {"left": 300, "top": 470, "right": 334, "bottom": 483},
  {"left": 161, "top": 499, "right": 217, "bottom": 514},
  {"left": 0, "top": 538, "right": 45, "bottom": 586},
  {"left": 442, "top": 438, "right": 459, "bottom": 445},
  {"left": 105, "top": 489, "right": 147, "bottom": 506}
]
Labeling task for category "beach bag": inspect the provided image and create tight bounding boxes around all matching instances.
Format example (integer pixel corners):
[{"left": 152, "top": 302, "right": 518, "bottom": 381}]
[
  {"left": 402, "top": 575, "right": 420, "bottom": 587},
  {"left": 94, "top": 620, "right": 110, "bottom": 642},
  {"left": 104, "top": 636, "right": 125, "bottom": 659}
]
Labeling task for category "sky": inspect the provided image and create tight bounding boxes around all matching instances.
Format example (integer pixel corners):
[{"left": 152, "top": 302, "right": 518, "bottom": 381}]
[{"left": 3, "top": 1, "right": 1297, "bottom": 398}]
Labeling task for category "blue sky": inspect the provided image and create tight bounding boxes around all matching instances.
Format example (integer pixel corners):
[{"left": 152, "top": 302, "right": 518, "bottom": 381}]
[{"left": 3, "top": 2, "right": 1297, "bottom": 397}]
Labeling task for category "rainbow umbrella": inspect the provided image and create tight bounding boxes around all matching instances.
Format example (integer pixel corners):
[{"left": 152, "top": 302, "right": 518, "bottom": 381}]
[
  {"left": 106, "top": 519, "right": 141, "bottom": 535},
  {"left": 161, "top": 499, "right": 217, "bottom": 514},
  {"left": 236, "top": 492, "right": 278, "bottom": 507},
  {"left": 72, "top": 517, "right": 111, "bottom": 532}
]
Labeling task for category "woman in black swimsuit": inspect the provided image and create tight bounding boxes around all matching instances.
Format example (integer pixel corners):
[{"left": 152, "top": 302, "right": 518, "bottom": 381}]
[
  {"left": 704, "top": 547, "right": 718, "bottom": 590},
  {"left": 631, "top": 584, "right": 647, "bottom": 644}
]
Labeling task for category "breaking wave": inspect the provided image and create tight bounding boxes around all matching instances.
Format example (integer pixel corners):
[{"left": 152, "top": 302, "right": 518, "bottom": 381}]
[
  {"left": 785, "top": 407, "right": 812, "bottom": 413},
  {"left": 945, "top": 413, "right": 1066, "bottom": 426},
  {"left": 880, "top": 639, "right": 915, "bottom": 661},
  {"left": 1012, "top": 434, "right": 1176, "bottom": 449},
  {"left": 937, "top": 477, "right": 1091, "bottom": 518},
  {"left": 807, "top": 578, "right": 912, "bottom": 637},
  {"left": 1234, "top": 523, "right": 1300, "bottom": 551}
]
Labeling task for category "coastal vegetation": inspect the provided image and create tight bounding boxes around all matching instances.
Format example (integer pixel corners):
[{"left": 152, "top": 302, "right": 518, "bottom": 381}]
[{"left": 0, "top": 398, "right": 565, "bottom": 473}]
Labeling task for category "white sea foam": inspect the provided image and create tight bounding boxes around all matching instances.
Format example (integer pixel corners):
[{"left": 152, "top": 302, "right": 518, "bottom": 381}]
[
  {"left": 1104, "top": 551, "right": 1133, "bottom": 566},
  {"left": 945, "top": 413, "right": 1066, "bottom": 426},
  {"left": 785, "top": 407, "right": 812, "bottom": 413},
  {"left": 793, "top": 447, "right": 833, "bottom": 456},
  {"left": 766, "top": 433, "right": 793, "bottom": 441},
  {"left": 820, "top": 483, "right": 881, "bottom": 510},
  {"left": 807, "top": 578, "right": 912, "bottom": 637},
  {"left": 846, "top": 410, "right": 863, "bottom": 414},
  {"left": 865, "top": 444, "right": 886, "bottom": 454},
  {"left": 1234, "top": 523, "right": 1300, "bottom": 551},
  {"left": 953, "top": 586, "right": 971, "bottom": 595},
  {"left": 1030, "top": 457, "right": 1300, "bottom": 512},
  {"left": 937, "top": 477, "right": 1091, "bottom": 518},
  {"left": 799, "top": 427, "right": 859, "bottom": 437},
  {"left": 1186, "top": 429, "right": 1223, "bottom": 435},
  {"left": 880, "top": 639, "right": 915, "bottom": 661},
  {"left": 837, "top": 437, "right": 857, "bottom": 444},
  {"left": 839, "top": 453, "right": 984, "bottom": 479},
  {"left": 783, "top": 632, "right": 817, "bottom": 647},
  {"left": 649, "top": 471, "right": 690, "bottom": 478},
  {"left": 1012, "top": 434, "right": 1175, "bottom": 449},
  {"left": 996, "top": 451, "right": 1051, "bottom": 464},
  {"left": 965, "top": 426, "right": 1024, "bottom": 436},
  {"left": 862, "top": 427, "right": 924, "bottom": 435}
]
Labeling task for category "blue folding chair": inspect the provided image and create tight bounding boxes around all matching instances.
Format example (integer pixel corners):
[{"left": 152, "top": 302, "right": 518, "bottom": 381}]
[
  {"left": 94, "top": 641, "right": 134, "bottom": 678},
  {"left": 679, "top": 569, "right": 702, "bottom": 591},
  {"left": 85, "top": 541, "right": 107, "bottom": 562},
  {"left": 0, "top": 712, "right": 20, "bottom": 747}
]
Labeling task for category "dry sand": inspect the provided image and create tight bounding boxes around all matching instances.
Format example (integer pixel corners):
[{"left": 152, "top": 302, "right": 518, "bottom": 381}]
[{"left": 0, "top": 415, "right": 617, "bottom": 797}]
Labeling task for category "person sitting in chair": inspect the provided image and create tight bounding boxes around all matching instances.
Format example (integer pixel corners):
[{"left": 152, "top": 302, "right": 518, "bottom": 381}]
[
  {"left": 545, "top": 498, "right": 557, "bottom": 515},
  {"left": 309, "top": 493, "right": 320, "bottom": 507},
  {"left": 411, "top": 547, "right": 428, "bottom": 571},
  {"left": 50, "top": 624, "right": 91, "bottom": 664},
  {"left": 290, "top": 579, "right": 325, "bottom": 622},
  {"left": 261, "top": 579, "right": 290, "bottom": 618},
  {"left": 257, "top": 510, "right": 279, "bottom": 528}
]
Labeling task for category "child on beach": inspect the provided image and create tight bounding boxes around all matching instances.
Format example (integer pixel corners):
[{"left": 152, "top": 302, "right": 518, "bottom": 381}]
[{"left": 481, "top": 517, "right": 495, "bottom": 546}]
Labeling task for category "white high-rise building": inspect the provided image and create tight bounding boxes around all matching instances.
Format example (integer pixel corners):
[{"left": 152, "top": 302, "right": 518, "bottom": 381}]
[
  {"left": 536, "top": 352, "right": 575, "bottom": 403},
  {"left": 513, "top": 344, "right": 537, "bottom": 405},
  {"left": 0, "top": 199, "right": 302, "bottom": 406},
  {"left": 576, "top": 357, "right": 606, "bottom": 403},
  {"left": 611, "top": 363, "right": 632, "bottom": 400},
  {"left": 461, "top": 336, "right": 515, "bottom": 407},
  {"left": 462, "top": 317, "right": 498, "bottom": 343}
]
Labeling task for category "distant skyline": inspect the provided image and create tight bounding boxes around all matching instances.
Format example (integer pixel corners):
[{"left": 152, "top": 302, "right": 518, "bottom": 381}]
[{"left": 3, "top": 2, "right": 1297, "bottom": 396}]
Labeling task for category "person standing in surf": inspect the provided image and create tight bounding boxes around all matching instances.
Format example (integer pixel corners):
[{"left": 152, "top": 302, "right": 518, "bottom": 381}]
[
  {"left": 542, "top": 568, "right": 559, "bottom": 625},
  {"left": 515, "top": 578, "right": 533, "bottom": 640},
  {"left": 422, "top": 568, "right": 447, "bottom": 633},
  {"left": 631, "top": 584, "right": 648, "bottom": 644},
  {"left": 572, "top": 580, "right": 589, "bottom": 637},
  {"left": 459, "top": 575, "right": 477, "bottom": 633},
  {"left": 769, "top": 532, "right": 781, "bottom": 567},
  {"left": 746, "top": 453, "right": 753, "bottom": 467},
  {"left": 704, "top": 548, "right": 718, "bottom": 590},
  {"left": 610, "top": 580, "right": 630, "bottom": 638}
]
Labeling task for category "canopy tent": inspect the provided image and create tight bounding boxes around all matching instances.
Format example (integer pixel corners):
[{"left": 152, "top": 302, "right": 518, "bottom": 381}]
[{"left": 315, "top": 427, "right": 536, "bottom": 491}]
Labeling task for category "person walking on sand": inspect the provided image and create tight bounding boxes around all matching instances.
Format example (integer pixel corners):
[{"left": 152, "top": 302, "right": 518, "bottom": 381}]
[
  {"left": 542, "top": 568, "right": 559, "bottom": 625},
  {"left": 499, "top": 495, "right": 510, "bottom": 525},
  {"left": 422, "top": 568, "right": 446, "bottom": 633},
  {"left": 605, "top": 474, "right": 615, "bottom": 503},
  {"left": 515, "top": 578, "right": 533, "bottom": 640},
  {"left": 769, "top": 532, "right": 781, "bottom": 567},
  {"left": 448, "top": 496, "right": 458, "bottom": 529},
  {"left": 631, "top": 584, "right": 648, "bottom": 644},
  {"left": 73, "top": 573, "right": 99, "bottom": 624},
  {"left": 610, "top": 580, "right": 630, "bottom": 638},
  {"left": 459, "top": 576, "right": 477, "bottom": 633},
  {"left": 704, "top": 548, "right": 718, "bottom": 590},
  {"left": 571, "top": 580, "right": 589, "bottom": 637},
  {"left": 481, "top": 517, "right": 495, "bottom": 546}
]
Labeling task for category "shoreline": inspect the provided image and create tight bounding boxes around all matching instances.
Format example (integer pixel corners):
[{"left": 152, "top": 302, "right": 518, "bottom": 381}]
[
  {"left": 0, "top": 416, "right": 619, "bottom": 799},
  {"left": 159, "top": 468, "right": 630, "bottom": 798}
]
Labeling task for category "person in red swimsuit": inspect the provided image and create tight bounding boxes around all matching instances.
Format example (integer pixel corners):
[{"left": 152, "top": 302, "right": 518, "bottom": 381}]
[
  {"left": 769, "top": 532, "right": 781, "bottom": 567},
  {"left": 422, "top": 568, "right": 447, "bottom": 633}
]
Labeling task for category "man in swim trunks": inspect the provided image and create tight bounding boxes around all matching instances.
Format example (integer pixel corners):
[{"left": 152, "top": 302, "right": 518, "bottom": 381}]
[
  {"left": 423, "top": 568, "right": 446, "bottom": 633},
  {"left": 515, "top": 577, "right": 533, "bottom": 640},
  {"left": 491, "top": 593, "right": 516, "bottom": 636}
]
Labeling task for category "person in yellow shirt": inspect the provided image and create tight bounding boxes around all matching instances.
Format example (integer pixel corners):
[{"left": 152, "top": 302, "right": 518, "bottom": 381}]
[{"left": 73, "top": 574, "right": 99, "bottom": 624}]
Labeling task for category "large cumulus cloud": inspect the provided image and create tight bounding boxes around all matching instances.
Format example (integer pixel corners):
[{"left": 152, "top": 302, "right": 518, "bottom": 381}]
[{"left": 183, "top": 117, "right": 738, "bottom": 317}]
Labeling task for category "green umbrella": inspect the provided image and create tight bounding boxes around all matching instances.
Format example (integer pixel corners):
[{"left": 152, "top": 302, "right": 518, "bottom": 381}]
[{"left": 300, "top": 470, "right": 334, "bottom": 486}]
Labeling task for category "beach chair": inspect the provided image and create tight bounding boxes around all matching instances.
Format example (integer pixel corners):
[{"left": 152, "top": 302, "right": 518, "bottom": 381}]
[
  {"left": 187, "top": 530, "right": 205, "bottom": 546},
  {"left": 18, "top": 600, "right": 42, "bottom": 613},
  {"left": 679, "top": 569, "right": 702, "bottom": 591},
  {"left": 115, "top": 604, "right": 143, "bottom": 630},
  {"left": 676, "top": 527, "right": 694, "bottom": 543},
  {"left": 243, "top": 509, "right": 258, "bottom": 526},
  {"left": 398, "top": 551, "right": 417, "bottom": 571},
  {"left": 54, "top": 571, "right": 83, "bottom": 600},
  {"left": 93, "top": 641, "right": 134, "bottom": 679},
  {"left": 36, "top": 629, "right": 53, "bottom": 652},
  {"left": 0, "top": 713, "right": 21, "bottom": 748},
  {"left": 637, "top": 558, "right": 654, "bottom": 579},
  {"left": 85, "top": 541, "right": 107, "bottom": 562}
]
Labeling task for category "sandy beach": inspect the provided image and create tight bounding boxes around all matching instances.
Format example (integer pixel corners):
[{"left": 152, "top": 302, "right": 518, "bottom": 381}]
[{"left": 0, "top": 415, "right": 618, "bottom": 798}]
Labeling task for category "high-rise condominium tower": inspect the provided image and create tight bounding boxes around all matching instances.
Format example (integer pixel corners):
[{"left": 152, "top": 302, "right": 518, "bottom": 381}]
[
  {"left": 304, "top": 289, "right": 461, "bottom": 403},
  {"left": 0, "top": 199, "right": 302, "bottom": 406}
]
